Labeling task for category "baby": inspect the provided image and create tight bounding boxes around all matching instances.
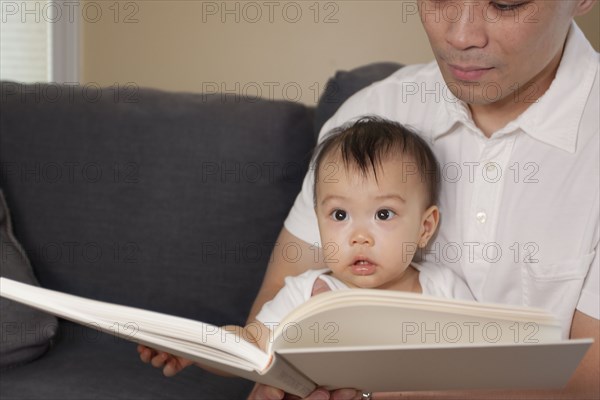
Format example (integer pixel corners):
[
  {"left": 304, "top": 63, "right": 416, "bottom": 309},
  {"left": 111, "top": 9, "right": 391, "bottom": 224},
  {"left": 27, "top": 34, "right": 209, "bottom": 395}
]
[{"left": 255, "top": 115, "right": 460, "bottom": 329}]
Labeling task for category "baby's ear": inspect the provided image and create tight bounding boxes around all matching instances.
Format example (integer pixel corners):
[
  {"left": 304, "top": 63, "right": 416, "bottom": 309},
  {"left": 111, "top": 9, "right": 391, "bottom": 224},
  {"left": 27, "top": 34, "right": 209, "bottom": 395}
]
[{"left": 419, "top": 205, "right": 439, "bottom": 248}]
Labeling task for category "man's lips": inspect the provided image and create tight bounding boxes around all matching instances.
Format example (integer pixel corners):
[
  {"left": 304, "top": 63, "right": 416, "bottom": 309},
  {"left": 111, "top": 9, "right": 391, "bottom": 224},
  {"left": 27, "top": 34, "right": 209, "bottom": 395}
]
[{"left": 447, "top": 63, "right": 493, "bottom": 81}]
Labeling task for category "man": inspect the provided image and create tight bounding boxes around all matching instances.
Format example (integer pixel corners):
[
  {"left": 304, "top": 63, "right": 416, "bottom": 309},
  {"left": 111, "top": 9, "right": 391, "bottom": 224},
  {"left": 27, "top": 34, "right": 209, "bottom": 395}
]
[{"left": 245, "top": 0, "right": 599, "bottom": 398}]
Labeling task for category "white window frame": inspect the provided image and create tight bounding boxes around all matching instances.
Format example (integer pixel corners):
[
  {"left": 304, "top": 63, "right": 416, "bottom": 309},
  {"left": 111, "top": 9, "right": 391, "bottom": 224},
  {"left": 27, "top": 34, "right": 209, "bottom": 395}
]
[{"left": 50, "top": 0, "right": 80, "bottom": 83}]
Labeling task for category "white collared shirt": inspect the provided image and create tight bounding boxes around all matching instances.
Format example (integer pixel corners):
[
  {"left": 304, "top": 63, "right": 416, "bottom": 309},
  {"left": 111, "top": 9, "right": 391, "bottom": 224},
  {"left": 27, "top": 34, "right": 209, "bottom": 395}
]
[{"left": 285, "top": 23, "right": 599, "bottom": 337}]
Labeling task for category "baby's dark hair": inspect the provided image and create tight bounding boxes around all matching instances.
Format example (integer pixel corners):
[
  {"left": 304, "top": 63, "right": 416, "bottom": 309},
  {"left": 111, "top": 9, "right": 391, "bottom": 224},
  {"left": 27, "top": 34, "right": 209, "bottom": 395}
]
[{"left": 313, "top": 116, "right": 440, "bottom": 207}]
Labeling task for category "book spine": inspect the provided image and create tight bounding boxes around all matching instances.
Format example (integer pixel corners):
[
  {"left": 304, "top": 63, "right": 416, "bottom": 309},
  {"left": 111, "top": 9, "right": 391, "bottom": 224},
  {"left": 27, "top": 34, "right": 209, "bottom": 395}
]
[{"left": 262, "top": 355, "right": 317, "bottom": 398}]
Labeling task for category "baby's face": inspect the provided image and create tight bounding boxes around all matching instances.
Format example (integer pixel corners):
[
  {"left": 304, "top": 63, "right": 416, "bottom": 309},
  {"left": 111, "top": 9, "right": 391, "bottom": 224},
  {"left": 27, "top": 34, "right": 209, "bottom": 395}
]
[{"left": 314, "top": 154, "right": 435, "bottom": 290}]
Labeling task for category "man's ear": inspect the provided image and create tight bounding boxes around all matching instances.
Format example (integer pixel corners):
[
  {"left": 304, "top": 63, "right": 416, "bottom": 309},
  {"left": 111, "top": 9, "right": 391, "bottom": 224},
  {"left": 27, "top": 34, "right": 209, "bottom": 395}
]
[
  {"left": 573, "top": 0, "right": 597, "bottom": 16},
  {"left": 418, "top": 205, "right": 439, "bottom": 248}
]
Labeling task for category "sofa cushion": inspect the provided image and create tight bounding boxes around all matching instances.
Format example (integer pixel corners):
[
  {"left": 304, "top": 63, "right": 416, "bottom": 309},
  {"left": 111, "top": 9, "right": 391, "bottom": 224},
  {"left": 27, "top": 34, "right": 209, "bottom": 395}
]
[
  {"left": 314, "top": 62, "right": 403, "bottom": 136},
  {"left": 0, "top": 321, "right": 253, "bottom": 399},
  {"left": 0, "top": 189, "right": 58, "bottom": 370},
  {"left": 0, "top": 82, "right": 315, "bottom": 327}
]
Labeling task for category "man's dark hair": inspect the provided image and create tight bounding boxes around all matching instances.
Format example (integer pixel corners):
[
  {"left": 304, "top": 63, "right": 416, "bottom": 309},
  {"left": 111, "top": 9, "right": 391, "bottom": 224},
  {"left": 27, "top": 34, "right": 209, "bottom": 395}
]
[{"left": 313, "top": 116, "right": 440, "bottom": 207}]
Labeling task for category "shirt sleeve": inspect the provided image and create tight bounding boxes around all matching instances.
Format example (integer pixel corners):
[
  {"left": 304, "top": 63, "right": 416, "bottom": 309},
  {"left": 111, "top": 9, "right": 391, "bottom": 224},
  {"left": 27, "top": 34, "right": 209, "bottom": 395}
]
[
  {"left": 282, "top": 164, "right": 320, "bottom": 246},
  {"left": 576, "top": 242, "right": 599, "bottom": 319}
]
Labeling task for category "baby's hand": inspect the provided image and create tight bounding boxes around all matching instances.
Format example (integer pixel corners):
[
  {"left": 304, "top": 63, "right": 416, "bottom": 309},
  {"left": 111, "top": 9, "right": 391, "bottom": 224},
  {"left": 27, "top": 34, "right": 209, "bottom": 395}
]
[{"left": 137, "top": 344, "right": 193, "bottom": 377}]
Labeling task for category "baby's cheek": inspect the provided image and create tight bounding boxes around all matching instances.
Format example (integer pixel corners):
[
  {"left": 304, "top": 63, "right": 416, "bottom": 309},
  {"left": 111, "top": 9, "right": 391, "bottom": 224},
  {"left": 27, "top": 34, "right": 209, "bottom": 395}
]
[{"left": 322, "top": 238, "right": 341, "bottom": 260}]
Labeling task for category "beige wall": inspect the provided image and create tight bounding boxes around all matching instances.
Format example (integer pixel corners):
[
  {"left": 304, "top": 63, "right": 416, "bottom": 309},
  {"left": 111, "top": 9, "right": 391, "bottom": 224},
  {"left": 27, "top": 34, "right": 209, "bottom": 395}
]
[{"left": 81, "top": 1, "right": 599, "bottom": 105}]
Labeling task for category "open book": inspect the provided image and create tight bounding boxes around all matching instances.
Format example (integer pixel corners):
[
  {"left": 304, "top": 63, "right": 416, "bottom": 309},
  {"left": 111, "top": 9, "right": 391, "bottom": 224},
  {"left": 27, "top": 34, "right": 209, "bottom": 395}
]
[{"left": 0, "top": 277, "right": 592, "bottom": 397}]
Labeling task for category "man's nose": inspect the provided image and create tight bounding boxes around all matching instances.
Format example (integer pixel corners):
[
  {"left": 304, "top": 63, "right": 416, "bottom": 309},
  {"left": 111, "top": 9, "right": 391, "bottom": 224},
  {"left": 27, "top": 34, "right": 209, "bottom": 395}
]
[{"left": 445, "top": 2, "right": 488, "bottom": 50}]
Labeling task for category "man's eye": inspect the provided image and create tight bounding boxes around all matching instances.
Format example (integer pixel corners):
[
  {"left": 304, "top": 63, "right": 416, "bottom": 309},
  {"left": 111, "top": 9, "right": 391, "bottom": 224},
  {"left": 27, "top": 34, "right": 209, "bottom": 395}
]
[
  {"left": 491, "top": 1, "right": 525, "bottom": 11},
  {"left": 331, "top": 209, "right": 348, "bottom": 221},
  {"left": 375, "top": 209, "right": 396, "bottom": 221}
]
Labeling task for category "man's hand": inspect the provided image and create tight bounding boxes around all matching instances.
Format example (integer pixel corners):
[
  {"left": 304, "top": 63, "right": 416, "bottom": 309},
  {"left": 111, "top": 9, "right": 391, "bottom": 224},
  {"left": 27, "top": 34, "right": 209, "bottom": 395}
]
[
  {"left": 568, "top": 310, "right": 600, "bottom": 396},
  {"left": 137, "top": 345, "right": 193, "bottom": 377}
]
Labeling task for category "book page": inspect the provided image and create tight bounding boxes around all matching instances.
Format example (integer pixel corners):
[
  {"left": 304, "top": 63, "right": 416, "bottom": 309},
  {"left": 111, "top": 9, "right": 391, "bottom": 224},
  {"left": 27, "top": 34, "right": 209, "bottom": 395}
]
[
  {"left": 0, "top": 278, "right": 269, "bottom": 371},
  {"left": 0, "top": 277, "right": 319, "bottom": 398},
  {"left": 271, "top": 289, "right": 562, "bottom": 351}
]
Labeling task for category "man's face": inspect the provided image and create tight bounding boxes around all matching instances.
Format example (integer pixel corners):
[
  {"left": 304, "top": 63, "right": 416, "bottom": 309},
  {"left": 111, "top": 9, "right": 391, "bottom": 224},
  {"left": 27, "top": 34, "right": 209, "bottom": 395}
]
[{"left": 418, "top": 0, "right": 579, "bottom": 106}]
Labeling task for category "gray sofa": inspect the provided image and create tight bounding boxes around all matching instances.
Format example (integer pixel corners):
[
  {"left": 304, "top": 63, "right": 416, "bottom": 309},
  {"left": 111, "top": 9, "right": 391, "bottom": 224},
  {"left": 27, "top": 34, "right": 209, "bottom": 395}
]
[{"left": 0, "top": 62, "right": 401, "bottom": 399}]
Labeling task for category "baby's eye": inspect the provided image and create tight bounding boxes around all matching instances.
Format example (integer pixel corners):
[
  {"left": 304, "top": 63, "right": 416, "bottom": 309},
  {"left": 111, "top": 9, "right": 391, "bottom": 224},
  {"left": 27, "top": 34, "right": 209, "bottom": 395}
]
[
  {"left": 375, "top": 209, "right": 396, "bottom": 221},
  {"left": 330, "top": 209, "right": 348, "bottom": 221}
]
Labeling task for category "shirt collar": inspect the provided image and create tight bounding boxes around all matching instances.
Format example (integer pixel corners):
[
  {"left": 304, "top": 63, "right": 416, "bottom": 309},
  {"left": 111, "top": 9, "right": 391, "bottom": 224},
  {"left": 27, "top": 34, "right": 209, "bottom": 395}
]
[{"left": 430, "top": 22, "right": 598, "bottom": 153}]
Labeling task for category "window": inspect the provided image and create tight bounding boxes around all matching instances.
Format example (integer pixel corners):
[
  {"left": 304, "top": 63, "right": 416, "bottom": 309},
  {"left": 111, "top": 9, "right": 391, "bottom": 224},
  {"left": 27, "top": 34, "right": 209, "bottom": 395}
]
[{"left": 0, "top": 0, "right": 79, "bottom": 83}]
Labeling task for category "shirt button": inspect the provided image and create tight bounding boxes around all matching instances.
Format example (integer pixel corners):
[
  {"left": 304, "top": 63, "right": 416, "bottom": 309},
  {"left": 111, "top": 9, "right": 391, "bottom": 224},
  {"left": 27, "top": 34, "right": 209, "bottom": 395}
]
[
  {"left": 476, "top": 211, "right": 487, "bottom": 224},
  {"left": 485, "top": 163, "right": 496, "bottom": 173}
]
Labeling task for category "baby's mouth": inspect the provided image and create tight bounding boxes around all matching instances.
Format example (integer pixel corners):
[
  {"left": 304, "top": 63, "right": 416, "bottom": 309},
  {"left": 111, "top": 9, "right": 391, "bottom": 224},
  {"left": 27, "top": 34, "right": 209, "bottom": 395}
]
[{"left": 350, "top": 258, "right": 376, "bottom": 276}]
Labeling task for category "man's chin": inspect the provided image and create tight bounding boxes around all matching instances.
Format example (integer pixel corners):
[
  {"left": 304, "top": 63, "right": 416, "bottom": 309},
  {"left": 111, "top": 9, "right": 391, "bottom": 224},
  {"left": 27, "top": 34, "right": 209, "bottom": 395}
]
[{"left": 445, "top": 83, "right": 510, "bottom": 106}]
